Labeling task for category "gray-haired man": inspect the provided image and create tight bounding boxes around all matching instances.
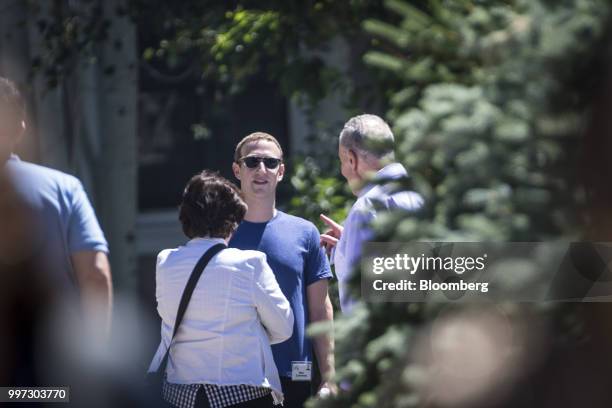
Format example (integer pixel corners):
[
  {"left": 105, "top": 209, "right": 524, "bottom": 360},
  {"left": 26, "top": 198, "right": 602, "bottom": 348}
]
[{"left": 320, "top": 114, "right": 424, "bottom": 312}]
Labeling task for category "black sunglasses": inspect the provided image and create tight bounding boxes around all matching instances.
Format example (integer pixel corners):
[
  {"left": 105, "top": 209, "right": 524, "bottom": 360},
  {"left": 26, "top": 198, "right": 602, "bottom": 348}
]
[{"left": 239, "top": 156, "right": 282, "bottom": 169}]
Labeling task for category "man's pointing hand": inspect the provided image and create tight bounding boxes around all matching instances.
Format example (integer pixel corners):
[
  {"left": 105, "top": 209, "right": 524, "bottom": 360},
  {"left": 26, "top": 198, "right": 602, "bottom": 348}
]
[{"left": 320, "top": 214, "right": 343, "bottom": 256}]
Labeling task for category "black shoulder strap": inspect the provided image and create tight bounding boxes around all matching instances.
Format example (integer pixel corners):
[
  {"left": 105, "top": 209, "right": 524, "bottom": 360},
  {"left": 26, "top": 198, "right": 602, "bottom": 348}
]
[{"left": 155, "top": 242, "right": 226, "bottom": 374}]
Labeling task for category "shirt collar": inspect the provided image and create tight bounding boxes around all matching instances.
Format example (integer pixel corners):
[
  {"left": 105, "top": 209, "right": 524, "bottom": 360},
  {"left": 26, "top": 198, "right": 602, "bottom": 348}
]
[
  {"left": 186, "top": 237, "right": 227, "bottom": 246},
  {"left": 2, "top": 153, "right": 18, "bottom": 168},
  {"left": 358, "top": 162, "right": 408, "bottom": 197}
]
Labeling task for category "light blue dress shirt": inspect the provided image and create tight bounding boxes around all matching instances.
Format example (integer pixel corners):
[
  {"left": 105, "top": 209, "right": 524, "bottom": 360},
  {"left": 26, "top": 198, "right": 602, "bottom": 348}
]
[{"left": 332, "top": 163, "right": 424, "bottom": 312}]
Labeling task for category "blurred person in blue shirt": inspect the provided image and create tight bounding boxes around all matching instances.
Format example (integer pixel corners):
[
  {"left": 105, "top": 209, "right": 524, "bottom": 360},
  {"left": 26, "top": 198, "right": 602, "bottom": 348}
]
[
  {"left": 320, "top": 114, "right": 424, "bottom": 313},
  {"left": 0, "top": 76, "right": 112, "bottom": 336}
]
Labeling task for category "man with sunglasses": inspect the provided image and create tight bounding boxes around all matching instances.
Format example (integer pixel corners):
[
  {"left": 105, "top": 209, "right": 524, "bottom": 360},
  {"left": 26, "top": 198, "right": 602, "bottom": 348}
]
[{"left": 230, "top": 132, "right": 335, "bottom": 407}]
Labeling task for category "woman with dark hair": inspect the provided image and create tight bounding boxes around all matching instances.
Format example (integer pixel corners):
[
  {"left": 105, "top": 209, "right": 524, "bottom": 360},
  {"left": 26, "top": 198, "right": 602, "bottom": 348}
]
[{"left": 148, "top": 171, "right": 293, "bottom": 408}]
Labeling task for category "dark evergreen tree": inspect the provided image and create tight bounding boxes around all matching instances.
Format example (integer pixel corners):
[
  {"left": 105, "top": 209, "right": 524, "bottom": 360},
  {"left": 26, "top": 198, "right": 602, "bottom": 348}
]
[{"left": 312, "top": 1, "right": 612, "bottom": 407}]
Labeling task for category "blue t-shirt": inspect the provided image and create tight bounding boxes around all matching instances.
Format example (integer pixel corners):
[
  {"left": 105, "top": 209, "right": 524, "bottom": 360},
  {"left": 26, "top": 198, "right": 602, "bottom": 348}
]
[
  {"left": 229, "top": 210, "right": 332, "bottom": 378},
  {"left": 4, "top": 155, "right": 108, "bottom": 293}
]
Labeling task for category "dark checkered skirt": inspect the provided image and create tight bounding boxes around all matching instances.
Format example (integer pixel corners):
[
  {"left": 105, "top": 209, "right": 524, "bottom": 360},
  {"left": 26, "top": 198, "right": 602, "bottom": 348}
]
[{"left": 163, "top": 379, "right": 272, "bottom": 408}]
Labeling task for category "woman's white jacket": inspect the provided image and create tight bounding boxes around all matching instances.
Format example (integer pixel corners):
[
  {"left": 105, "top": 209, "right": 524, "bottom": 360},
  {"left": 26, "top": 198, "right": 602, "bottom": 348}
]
[{"left": 148, "top": 237, "right": 294, "bottom": 403}]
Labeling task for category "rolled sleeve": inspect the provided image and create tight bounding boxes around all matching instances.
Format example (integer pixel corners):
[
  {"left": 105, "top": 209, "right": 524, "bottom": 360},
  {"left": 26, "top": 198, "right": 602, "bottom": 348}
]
[{"left": 67, "top": 178, "right": 108, "bottom": 253}]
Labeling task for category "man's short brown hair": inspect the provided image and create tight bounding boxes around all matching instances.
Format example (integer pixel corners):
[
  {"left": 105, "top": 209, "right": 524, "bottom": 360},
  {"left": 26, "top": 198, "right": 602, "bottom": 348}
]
[
  {"left": 234, "top": 132, "right": 284, "bottom": 162},
  {"left": 179, "top": 170, "right": 247, "bottom": 239}
]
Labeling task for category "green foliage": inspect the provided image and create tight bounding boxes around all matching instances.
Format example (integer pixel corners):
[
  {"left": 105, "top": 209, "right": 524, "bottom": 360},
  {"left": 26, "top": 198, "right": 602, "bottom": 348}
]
[
  {"left": 33, "top": 0, "right": 389, "bottom": 107},
  {"left": 388, "top": 0, "right": 605, "bottom": 242},
  {"left": 313, "top": 0, "right": 611, "bottom": 407},
  {"left": 28, "top": 1, "right": 113, "bottom": 88},
  {"left": 363, "top": 0, "right": 494, "bottom": 109},
  {"left": 285, "top": 157, "right": 352, "bottom": 232},
  {"left": 134, "top": 1, "right": 389, "bottom": 105}
]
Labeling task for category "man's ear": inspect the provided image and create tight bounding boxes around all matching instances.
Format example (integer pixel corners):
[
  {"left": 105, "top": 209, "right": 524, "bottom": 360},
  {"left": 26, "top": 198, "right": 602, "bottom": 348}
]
[
  {"left": 277, "top": 162, "right": 285, "bottom": 182},
  {"left": 232, "top": 162, "right": 241, "bottom": 180},
  {"left": 348, "top": 149, "right": 359, "bottom": 172},
  {"left": 9, "top": 119, "right": 26, "bottom": 149}
]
